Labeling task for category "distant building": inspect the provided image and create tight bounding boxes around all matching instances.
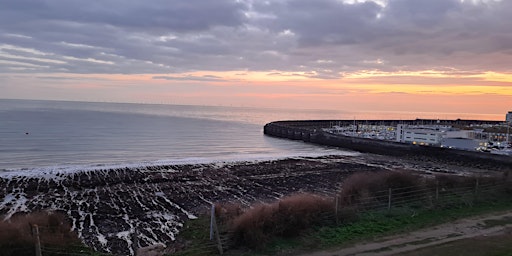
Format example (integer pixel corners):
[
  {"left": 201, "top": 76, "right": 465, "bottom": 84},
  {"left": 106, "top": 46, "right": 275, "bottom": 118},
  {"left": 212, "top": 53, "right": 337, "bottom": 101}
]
[
  {"left": 396, "top": 124, "right": 443, "bottom": 146},
  {"left": 507, "top": 111, "right": 512, "bottom": 123},
  {"left": 442, "top": 138, "right": 488, "bottom": 151},
  {"left": 444, "top": 130, "right": 477, "bottom": 139}
]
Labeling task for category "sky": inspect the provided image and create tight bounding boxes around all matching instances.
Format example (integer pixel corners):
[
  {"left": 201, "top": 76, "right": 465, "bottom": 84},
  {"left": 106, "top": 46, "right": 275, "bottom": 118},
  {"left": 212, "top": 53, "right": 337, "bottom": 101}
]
[{"left": 0, "top": 0, "right": 511, "bottom": 119}]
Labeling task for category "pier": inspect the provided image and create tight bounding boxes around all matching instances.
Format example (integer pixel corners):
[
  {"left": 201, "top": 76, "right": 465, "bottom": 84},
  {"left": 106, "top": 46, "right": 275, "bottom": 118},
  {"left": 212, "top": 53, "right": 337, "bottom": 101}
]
[{"left": 264, "top": 120, "right": 512, "bottom": 170}]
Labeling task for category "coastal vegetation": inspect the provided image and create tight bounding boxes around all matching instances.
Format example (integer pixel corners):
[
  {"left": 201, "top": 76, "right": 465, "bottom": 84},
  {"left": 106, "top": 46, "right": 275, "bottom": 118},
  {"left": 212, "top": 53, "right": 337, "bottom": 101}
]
[
  {"left": 0, "top": 211, "right": 104, "bottom": 256},
  {"left": 2, "top": 156, "right": 511, "bottom": 256},
  {"left": 173, "top": 170, "right": 512, "bottom": 256},
  {"left": 1, "top": 169, "right": 511, "bottom": 255}
]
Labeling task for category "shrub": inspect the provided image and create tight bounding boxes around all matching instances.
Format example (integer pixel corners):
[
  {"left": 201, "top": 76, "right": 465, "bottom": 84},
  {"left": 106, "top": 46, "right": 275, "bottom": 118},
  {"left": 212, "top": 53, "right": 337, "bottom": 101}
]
[
  {"left": 0, "top": 211, "right": 79, "bottom": 255},
  {"left": 215, "top": 202, "right": 244, "bottom": 226},
  {"left": 434, "top": 174, "right": 475, "bottom": 189},
  {"left": 231, "top": 193, "right": 333, "bottom": 248},
  {"left": 338, "top": 171, "right": 423, "bottom": 208}
]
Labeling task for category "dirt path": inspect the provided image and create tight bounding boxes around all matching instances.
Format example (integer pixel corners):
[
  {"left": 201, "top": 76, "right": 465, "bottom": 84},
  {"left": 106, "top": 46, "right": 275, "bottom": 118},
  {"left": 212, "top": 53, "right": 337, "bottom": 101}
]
[{"left": 301, "top": 210, "right": 512, "bottom": 256}]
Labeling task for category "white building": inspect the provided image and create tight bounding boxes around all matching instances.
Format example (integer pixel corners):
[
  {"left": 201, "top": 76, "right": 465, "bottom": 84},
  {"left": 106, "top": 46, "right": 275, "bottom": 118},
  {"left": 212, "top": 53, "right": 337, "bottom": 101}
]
[
  {"left": 396, "top": 124, "right": 443, "bottom": 146},
  {"left": 443, "top": 130, "right": 477, "bottom": 139}
]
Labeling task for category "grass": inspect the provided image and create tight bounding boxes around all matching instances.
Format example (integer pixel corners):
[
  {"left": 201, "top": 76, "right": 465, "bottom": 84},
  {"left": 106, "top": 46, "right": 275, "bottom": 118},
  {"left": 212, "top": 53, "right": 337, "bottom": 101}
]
[
  {"left": 0, "top": 211, "right": 108, "bottom": 256},
  {"left": 170, "top": 216, "right": 220, "bottom": 256},
  {"left": 170, "top": 199, "right": 512, "bottom": 256},
  {"left": 170, "top": 169, "right": 512, "bottom": 256},
  {"left": 261, "top": 199, "right": 512, "bottom": 255}
]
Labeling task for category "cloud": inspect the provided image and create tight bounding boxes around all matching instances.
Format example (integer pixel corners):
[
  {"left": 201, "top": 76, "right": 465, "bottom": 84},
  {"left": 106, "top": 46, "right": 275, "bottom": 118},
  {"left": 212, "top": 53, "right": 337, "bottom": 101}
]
[
  {"left": 0, "top": 0, "right": 511, "bottom": 77},
  {"left": 152, "top": 75, "right": 227, "bottom": 82}
]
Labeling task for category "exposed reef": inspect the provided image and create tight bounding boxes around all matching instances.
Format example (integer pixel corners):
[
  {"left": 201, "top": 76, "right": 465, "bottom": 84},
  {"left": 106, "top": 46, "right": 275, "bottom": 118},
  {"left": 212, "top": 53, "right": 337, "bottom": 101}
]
[
  {"left": 0, "top": 155, "right": 370, "bottom": 255},
  {"left": 0, "top": 151, "right": 507, "bottom": 255}
]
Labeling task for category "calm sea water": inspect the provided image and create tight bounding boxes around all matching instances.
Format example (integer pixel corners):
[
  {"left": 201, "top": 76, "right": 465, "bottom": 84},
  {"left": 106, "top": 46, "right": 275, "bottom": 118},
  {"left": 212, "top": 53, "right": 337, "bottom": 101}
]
[{"left": 0, "top": 99, "right": 358, "bottom": 171}]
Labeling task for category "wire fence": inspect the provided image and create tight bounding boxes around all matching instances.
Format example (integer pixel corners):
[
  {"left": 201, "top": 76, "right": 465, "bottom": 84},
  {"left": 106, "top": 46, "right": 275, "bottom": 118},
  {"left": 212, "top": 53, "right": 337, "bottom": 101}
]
[
  {"left": 206, "top": 177, "right": 512, "bottom": 255},
  {"left": 0, "top": 226, "right": 106, "bottom": 256},
  {"left": 3, "top": 177, "right": 510, "bottom": 256}
]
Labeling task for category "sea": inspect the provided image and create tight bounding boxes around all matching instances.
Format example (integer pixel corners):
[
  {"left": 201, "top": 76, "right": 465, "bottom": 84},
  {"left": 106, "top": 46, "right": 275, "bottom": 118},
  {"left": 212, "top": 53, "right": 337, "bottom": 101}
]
[
  {"left": 0, "top": 99, "right": 357, "bottom": 172},
  {"left": 0, "top": 99, "right": 502, "bottom": 172}
]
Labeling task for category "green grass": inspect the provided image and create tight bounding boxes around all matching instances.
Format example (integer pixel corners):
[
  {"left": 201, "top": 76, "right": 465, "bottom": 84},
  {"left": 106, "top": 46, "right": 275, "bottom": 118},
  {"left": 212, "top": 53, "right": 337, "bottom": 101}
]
[
  {"left": 313, "top": 201, "right": 512, "bottom": 246},
  {"left": 169, "top": 217, "right": 220, "bottom": 256},
  {"left": 262, "top": 199, "right": 512, "bottom": 255},
  {"left": 171, "top": 199, "right": 512, "bottom": 256}
]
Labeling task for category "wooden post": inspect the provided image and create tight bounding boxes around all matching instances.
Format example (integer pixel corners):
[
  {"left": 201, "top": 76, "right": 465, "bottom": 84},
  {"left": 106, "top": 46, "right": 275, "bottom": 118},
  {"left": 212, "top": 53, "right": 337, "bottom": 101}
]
[
  {"left": 33, "top": 224, "right": 42, "bottom": 256},
  {"left": 210, "top": 204, "right": 223, "bottom": 255},
  {"left": 335, "top": 195, "right": 339, "bottom": 225},
  {"left": 435, "top": 181, "right": 439, "bottom": 202},
  {"left": 132, "top": 225, "right": 139, "bottom": 256},
  {"left": 210, "top": 204, "right": 215, "bottom": 241},
  {"left": 474, "top": 178, "right": 479, "bottom": 204},
  {"left": 388, "top": 188, "right": 392, "bottom": 210}
]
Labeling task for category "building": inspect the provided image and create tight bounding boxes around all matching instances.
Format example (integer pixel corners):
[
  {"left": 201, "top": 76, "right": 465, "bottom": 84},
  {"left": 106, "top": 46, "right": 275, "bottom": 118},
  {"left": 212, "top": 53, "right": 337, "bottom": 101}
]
[
  {"left": 396, "top": 124, "right": 443, "bottom": 146},
  {"left": 441, "top": 138, "right": 488, "bottom": 151},
  {"left": 443, "top": 130, "right": 477, "bottom": 139},
  {"left": 507, "top": 111, "right": 512, "bottom": 123}
]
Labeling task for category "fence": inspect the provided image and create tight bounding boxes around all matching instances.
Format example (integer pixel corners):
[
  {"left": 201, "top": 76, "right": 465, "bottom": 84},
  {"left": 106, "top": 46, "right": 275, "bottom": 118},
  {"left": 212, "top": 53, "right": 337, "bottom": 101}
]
[
  {"left": 0, "top": 222, "right": 109, "bottom": 256},
  {"left": 205, "top": 177, "right": 512, "bottom": 255},
  {"left": 3, "top": 178, "right": 509, "bottom": 256}
]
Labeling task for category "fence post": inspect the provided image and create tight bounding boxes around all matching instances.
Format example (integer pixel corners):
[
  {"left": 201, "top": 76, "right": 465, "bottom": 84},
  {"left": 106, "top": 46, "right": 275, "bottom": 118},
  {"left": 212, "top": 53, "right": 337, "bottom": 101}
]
[
  {"left": 335, "top": 195, "right": 339, "bottom": 225},
  {"left": 132, "top": 225, "right": 139, "bottom": 256},
  {"left": 388, "top": 188, "right": 392, "bottom": 210},
  {"left": 33, "top": 224, "right": 42, "bottom": 256},
  {"left": 210, "top": 204, "right": 223, "bottom": 255},
  {"left": 435, "top": 181, "right": 439, "bottom": 202},
  {"left": 473, "top": 178, "right": 479, "bottom": 204}
]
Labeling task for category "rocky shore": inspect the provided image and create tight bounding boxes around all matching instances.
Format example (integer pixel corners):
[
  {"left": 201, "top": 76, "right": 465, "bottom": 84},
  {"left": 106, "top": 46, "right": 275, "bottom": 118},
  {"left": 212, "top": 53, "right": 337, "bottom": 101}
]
[{"left": 0, "top": 153, "right": 506, "bottom": 255}]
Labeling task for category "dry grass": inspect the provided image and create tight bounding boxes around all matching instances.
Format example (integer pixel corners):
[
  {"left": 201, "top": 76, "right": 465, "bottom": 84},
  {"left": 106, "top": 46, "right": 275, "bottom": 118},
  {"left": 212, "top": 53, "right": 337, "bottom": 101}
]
[
  {"left": 220, "top": 171, "right": 512, "bottom": 250},
  {"left": 215, "top": 202, "right": 243, "bottom": 226},
  {"left": 0, "top": 211, "right": 79, "bottom": 247},
  {"left": 338, "top": 171, "right": 423, "bottom": 207},
  {"left": 230, "top": 193, "right": 333, "bottom": 248}
]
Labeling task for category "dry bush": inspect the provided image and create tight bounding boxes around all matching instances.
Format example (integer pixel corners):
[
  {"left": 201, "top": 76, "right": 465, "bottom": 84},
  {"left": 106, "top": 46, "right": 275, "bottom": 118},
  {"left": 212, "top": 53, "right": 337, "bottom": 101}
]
[
  {"left": 385, "top": 171, "right": 422, "bottom": 189},
  {"left": 215, "top": 202, "right": 243, "bottom": 226},
  {"left": 0, "top": 211, "right": 79, "bottom": 247},
  {"left": 434, "top": 174, "right": 476, "bottom": 189},
  {"left": 503, "top": 170, "right": 512, "bottom": 182},
  {"left": 339, "top": 171, "right": 423, "bottom": 207},
  {"left": 231, "top": 203, "right": 277, "bottom": 248},
  {"left": 231, "top": 193, "right": 333, "bottom": 248},
  {"left": 429, "top": 174, "right": 505, "bottom": 190},
  {"left": 276, "top": 194, "right": 333, "bottom": 237}
]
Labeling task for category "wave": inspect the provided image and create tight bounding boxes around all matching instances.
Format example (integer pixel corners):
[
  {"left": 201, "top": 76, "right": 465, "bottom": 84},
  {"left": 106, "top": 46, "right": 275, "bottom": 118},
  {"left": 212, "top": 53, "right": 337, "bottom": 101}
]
[{"left": 0, "top": 149, "right": 360, "bottom": 179}]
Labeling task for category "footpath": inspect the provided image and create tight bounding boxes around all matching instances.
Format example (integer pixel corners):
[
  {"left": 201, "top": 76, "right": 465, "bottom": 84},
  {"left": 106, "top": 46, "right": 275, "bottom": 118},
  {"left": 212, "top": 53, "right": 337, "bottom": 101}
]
[{"left": 300, "top": 210, "right": 512, "bottom": 256}]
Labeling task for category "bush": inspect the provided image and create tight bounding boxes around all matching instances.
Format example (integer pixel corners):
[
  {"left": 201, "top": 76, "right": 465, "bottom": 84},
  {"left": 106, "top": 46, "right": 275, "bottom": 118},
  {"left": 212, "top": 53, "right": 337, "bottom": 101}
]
[
  {"left": 231, "top": 193, "right": 333, "bottom": 248},
  {"left": 434, "top": 174, "right": 475, "bottom": 189},
  {"left": 338, "top": 171, "right": 423, "bottom": 208},
  {"left": 215, "top": 202, "right": 243, "bottom": 226},
  {"left": 0, "top": 211, "right": 79, "bottom": 256}
]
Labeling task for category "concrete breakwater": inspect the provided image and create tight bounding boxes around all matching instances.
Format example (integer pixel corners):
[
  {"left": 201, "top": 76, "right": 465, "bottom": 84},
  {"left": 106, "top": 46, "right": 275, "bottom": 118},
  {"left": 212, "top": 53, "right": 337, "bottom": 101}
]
[{"left": 264, "top": 120, "right": 512, "bottom": 170}]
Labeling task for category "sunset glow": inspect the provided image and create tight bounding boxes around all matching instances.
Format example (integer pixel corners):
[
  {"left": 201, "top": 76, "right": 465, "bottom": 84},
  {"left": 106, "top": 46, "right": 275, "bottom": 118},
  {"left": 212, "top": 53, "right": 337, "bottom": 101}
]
[{"left": 1, "top": 0, "right": 511, "bottom": 120}]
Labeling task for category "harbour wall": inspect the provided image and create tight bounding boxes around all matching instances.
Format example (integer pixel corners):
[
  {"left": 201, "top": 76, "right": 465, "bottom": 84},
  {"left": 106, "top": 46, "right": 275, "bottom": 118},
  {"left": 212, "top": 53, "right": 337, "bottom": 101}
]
[{"left": 263, "top": 120, "right": 512, "bottom": 170}]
